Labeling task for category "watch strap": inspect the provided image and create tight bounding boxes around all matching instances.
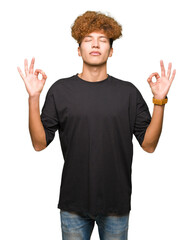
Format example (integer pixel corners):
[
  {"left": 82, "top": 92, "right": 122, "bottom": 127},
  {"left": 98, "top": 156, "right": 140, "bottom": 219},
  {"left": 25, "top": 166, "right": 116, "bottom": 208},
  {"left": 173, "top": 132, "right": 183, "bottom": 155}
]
[{"left": 153, "top": 96, "right": 168, "bottom": 105}]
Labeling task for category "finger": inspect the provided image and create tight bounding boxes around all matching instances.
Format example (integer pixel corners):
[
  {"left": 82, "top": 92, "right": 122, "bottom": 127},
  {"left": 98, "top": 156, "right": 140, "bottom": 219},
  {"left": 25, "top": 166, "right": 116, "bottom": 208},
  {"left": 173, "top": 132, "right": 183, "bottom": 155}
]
[
  {"left": 34, "top": 69, "right": 45, "bottom": 76},
  {"left": 154, "top": 72, "right": 160, "bottom": 80},
  {"left": 148, "top": 72, "right": 160, "bottom": 78},
  {"left": 17, "top": 66, "right": 25, "bottom": 81},
  {"left": 34, "top": 69, "right": 42, "bottom": 76},
  {"left": 38, "top": 72, "right": 47, "bottom": 83},
  {"left": 147, "top": 79, "right": 153, "bottom": 88},
  {"left": 167, "top": 62, "right": 172, "bottom": 80},
  {"left": 147, "top": 75, "right": 155, "bottom": 87},
  {"left": 29, "top": 57, "right": 35, "bottom": 74},
  {"left": 34, "top": 69, "right": 47, "bottom": 80},
  {"left": 42, "top": 74, "right": 47, "bottom": 81},
  {"left": 169, "top": 69, "right": 176, "bottom": 85},
  {"left": 160, "top": 59, "right": 165, "bottom": 77},
  {"left": 24, "top": 58, "right": 29, "bottom": 76},
  {"left": 148, "top": 72, "right": 160, "bottom": 81},
  {"left": 41, "top": 71, "right": 47, "bottom": 80}
]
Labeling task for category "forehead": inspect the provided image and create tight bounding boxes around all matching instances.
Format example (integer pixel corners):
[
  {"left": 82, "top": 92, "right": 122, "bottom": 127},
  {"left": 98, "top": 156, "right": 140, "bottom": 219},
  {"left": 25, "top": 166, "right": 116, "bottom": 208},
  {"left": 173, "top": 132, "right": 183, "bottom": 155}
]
[{"left": 84, "top": 30, "right": 108, "bottom": 38}]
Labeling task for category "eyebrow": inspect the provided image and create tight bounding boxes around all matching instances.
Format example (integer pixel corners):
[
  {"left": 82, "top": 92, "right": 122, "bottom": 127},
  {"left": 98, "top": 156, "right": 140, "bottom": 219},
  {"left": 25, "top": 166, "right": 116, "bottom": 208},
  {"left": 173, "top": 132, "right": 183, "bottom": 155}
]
[{"left": 84, "top": 35, "right": 108, "bottom": 39}]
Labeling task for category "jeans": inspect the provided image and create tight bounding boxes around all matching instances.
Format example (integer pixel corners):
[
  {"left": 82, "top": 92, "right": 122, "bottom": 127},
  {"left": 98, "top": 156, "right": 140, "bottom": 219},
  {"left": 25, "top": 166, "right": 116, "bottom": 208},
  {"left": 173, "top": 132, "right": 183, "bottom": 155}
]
[{"left": 60, "top": 210, "right": 130, "bottom": 240}]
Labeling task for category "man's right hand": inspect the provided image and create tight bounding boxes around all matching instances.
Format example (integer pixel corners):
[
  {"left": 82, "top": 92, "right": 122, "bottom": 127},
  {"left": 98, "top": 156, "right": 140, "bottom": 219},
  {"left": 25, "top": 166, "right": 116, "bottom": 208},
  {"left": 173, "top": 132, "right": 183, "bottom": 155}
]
[{"left": 17, "top": 57, "right": 47, "bottom": 97}]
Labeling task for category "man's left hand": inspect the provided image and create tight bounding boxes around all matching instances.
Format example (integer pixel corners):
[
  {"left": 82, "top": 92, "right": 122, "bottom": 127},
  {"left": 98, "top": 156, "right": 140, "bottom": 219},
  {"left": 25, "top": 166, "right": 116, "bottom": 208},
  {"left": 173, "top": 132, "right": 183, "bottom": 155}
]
[{"left": 147, "top": 60, "right": 176, "bottom": 99}]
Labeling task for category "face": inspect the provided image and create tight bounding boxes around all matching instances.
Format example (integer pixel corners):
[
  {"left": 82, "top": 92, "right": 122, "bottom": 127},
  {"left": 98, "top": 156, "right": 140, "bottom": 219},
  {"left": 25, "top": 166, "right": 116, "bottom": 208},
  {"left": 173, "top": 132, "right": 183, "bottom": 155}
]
[{"left": 78, "top": 31, "right": 113, "bottom": 67}]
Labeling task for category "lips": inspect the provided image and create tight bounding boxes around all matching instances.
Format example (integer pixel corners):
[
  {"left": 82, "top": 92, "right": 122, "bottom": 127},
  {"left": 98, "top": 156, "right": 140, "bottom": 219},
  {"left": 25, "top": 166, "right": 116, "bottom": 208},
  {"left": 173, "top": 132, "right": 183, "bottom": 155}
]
[{"left": 90, "top": 51, "right": 101, "bottom": 56}]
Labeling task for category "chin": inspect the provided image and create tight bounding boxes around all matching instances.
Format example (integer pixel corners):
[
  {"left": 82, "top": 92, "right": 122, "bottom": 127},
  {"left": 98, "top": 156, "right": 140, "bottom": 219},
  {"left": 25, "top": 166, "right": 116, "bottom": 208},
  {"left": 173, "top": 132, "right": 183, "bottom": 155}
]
[{"left": 84, "top": 60, "right": 107, "bottom": 67}]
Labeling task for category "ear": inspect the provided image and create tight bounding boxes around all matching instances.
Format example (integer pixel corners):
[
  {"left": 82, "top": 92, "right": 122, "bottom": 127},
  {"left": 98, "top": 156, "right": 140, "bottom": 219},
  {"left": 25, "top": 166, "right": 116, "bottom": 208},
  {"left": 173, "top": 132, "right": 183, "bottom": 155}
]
[
  {"left": 109, "top": 47, "right": 113, "bottom": 57},
  {"left": 78, "top": 46, "right": 81, "bottom": 57}
]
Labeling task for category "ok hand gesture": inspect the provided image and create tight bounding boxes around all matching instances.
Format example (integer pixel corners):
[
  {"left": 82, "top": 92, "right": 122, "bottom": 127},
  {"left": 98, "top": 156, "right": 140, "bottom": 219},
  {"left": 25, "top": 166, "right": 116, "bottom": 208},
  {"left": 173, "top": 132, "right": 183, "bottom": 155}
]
[
  {"left": 17, "top": 57, "right": 47, "bottom": 97},
  {"left": 147, "top": 60, "right": 176, "bottom": 99}
]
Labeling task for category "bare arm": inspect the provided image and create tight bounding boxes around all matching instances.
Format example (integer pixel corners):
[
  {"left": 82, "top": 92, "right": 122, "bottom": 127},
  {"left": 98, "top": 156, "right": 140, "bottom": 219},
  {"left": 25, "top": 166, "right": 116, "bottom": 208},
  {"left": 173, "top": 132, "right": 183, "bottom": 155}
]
[
  {"left": 17, "top": 57, "right": 47, "bottom": 151},
  {"left": 141, "top": 60, "right": 176, "bottom": 153},
  {"left": 141, "top": 104, "right": 165, "bottom": 153},
  {"left": 28, "top": 95, "right": 47, "bottom": 151}
]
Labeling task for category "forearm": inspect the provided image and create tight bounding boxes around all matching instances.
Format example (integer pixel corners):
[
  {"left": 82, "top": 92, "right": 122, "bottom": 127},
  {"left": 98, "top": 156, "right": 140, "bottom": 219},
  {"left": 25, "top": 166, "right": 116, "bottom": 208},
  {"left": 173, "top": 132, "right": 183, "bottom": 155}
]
[
  {"left": 28, "top": 95, "right": 47, "bottom": 151},
  {"left": 142, "top": 104, "right": 165, "bottom": 153}
]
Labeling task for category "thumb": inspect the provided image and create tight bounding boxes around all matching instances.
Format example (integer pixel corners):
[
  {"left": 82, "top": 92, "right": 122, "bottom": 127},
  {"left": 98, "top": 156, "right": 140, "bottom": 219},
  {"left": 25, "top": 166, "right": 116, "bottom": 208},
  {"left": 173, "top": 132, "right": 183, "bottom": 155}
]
[{"left": 147, "top": 76, "right": 154, "bottom": 88}]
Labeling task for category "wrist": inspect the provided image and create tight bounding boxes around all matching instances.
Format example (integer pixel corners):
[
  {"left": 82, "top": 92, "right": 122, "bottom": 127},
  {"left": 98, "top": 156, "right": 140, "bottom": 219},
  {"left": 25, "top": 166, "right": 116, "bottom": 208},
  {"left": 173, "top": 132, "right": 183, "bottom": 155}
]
[
  {"left": 29, "top": 94, "right": 40, "bottom": 101},
  {"left": 153, "top": 95, "right": 167, "bottom": 100}
]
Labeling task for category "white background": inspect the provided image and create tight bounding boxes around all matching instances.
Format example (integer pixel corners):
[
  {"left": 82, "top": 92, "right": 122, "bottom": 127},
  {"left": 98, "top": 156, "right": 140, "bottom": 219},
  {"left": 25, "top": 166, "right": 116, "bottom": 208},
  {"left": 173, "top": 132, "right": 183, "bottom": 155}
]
[{"left": 0, "top": 0, "right": 192, "bottom": 239}]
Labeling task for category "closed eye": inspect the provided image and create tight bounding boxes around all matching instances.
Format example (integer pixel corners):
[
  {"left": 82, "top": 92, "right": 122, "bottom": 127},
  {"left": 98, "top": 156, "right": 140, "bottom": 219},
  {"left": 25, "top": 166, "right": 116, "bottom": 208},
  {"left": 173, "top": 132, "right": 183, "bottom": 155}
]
[
  {"left": 84, "top": 37, "right": 92, "bottom": 42},
  {"left": 100, "top": 39, "right": 107, "bottom": 42},
  {"left": 99, "top": 37, "right": 108, "bottom": 41}
]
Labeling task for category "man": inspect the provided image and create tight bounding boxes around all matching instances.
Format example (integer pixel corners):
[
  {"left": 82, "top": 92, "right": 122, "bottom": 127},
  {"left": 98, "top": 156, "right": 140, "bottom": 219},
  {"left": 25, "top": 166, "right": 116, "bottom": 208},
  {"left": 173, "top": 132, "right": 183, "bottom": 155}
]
[{"left": 17, "top": 10, "right": 176, "bottom": 240}]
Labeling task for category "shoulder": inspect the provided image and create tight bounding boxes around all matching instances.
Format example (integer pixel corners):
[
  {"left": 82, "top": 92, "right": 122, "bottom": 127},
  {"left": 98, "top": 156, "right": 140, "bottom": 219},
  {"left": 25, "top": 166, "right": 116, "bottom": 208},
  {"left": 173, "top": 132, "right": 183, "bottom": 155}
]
[
  {"left": 110, "top": 75, "right": 140, "bottom": 93},
  {"left": 110, "top": 75, "right": 147, "bottom": 105},
  {"left": 46, "top": 75, "right": 76, "bottom": 95}
]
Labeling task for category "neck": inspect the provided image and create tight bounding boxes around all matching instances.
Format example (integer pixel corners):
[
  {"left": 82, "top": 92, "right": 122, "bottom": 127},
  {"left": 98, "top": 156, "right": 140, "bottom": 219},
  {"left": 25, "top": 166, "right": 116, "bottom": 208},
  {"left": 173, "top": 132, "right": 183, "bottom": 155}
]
[{"left": 78, "top": 63, "right": 108, "bottom": 82}]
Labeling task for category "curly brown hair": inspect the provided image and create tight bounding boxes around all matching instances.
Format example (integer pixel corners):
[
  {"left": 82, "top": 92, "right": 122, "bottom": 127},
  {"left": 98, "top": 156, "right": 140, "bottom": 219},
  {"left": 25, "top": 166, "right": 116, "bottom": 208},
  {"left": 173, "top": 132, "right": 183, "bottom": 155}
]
[{"left": 71, "top": 11, "right": 122, "bottom": 47}]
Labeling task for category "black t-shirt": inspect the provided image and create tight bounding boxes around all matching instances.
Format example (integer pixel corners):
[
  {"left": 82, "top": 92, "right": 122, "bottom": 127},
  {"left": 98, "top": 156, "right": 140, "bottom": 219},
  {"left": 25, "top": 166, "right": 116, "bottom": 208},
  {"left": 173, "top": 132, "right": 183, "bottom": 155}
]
[{"left": 40, "top": 73, "right": 151, "bottom": 216}]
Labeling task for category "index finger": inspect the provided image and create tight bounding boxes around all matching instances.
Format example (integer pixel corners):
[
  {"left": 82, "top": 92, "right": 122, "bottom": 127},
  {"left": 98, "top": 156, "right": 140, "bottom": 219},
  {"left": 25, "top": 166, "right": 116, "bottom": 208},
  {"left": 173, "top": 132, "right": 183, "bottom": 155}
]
[
  {"left": 34, "top": 69, "right": 47, "bottom": 80},
  {"left": 147, "top": 72, "right": 160, "bottom": 81}
]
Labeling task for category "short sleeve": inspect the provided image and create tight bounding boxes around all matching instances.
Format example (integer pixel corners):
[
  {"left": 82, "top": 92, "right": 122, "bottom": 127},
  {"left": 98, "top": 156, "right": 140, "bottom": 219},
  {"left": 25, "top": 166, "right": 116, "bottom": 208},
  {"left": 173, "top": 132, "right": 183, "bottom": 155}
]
[
  {"left": 133, "top": 89, "right": 151, "bottom": 146},
  {"left": 40, "top": 87, "right": 59, "bottom": 146}
]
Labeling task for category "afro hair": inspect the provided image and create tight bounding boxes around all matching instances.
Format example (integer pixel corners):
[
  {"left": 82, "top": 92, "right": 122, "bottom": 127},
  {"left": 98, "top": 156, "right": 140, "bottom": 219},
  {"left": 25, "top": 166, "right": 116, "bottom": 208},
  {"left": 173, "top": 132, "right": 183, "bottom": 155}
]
[{"left": 71, "top": 11, "right": 122, "bottom": 45}]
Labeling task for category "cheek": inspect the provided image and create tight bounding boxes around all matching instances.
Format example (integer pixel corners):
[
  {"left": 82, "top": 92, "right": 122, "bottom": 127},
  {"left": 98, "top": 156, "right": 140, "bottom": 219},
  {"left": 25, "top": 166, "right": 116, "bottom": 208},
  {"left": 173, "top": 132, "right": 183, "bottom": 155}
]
[
  {"left": 81, "top": 46, "right": 91, "bottom": 55},
  {"left": 101, "top": 43, "right": 110, "bottom": 51},
  {"left": 102, "top": 47, "right": 111, "bottom": 56}
]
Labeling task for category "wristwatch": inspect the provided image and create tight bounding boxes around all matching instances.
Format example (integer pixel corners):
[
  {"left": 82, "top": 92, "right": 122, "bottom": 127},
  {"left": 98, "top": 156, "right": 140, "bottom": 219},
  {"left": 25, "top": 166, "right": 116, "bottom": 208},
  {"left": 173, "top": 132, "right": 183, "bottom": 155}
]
[{"left": 153, "top": 96, "right": 168, "bottom": 105}]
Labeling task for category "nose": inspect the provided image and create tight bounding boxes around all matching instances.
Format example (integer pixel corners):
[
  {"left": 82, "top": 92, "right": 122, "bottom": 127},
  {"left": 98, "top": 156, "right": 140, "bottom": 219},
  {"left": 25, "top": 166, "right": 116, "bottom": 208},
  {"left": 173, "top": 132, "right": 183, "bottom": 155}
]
[{"left": 91, "top": 39, "right": 99, "bottom": 48}]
